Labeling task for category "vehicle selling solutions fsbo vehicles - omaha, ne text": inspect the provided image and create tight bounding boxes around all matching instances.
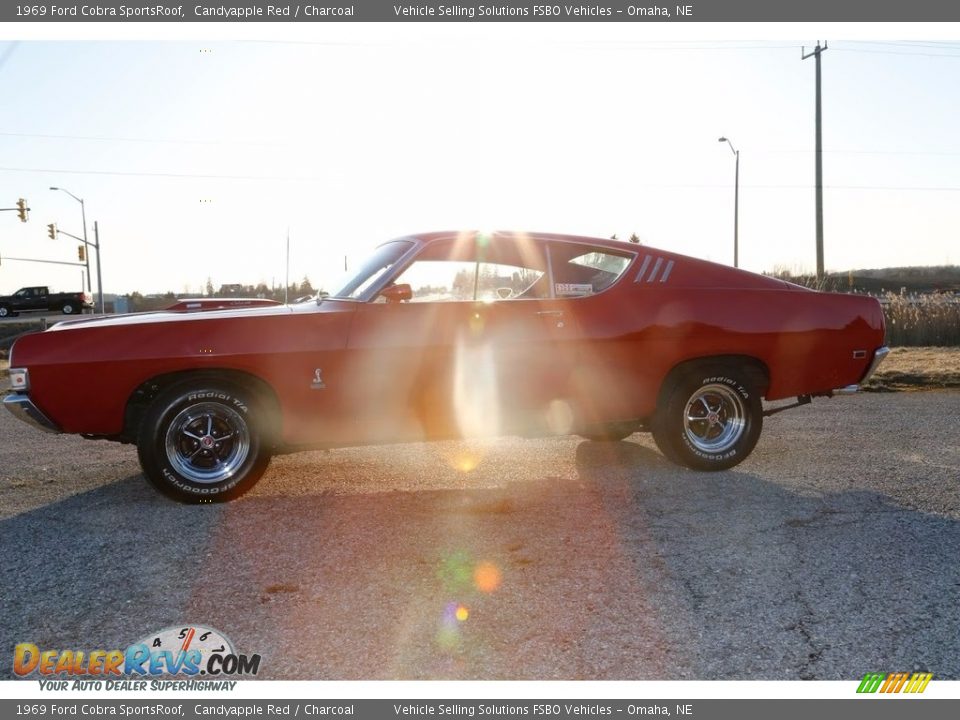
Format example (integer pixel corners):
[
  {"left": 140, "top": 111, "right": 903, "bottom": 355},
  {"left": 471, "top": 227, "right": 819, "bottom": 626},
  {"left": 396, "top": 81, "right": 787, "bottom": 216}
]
[{"left": 5, "top": 231, "right": 888, "bottom": 502}]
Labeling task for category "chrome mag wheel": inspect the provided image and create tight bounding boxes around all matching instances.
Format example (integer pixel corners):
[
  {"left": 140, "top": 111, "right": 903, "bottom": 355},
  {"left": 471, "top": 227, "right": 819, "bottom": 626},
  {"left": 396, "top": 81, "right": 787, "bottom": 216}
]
[
  {"left": 682, "top": 383, "right": 747, "bottom": 454},
  {"left": 163, "top": 401, "right": 251, "bottom": 484}
]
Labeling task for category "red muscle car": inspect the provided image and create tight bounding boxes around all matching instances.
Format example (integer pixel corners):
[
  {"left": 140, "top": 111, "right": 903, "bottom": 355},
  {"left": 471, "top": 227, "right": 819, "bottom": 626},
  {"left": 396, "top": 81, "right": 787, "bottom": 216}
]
[{"left": 4, "top": 231, "right": 888, "bottom": 502}]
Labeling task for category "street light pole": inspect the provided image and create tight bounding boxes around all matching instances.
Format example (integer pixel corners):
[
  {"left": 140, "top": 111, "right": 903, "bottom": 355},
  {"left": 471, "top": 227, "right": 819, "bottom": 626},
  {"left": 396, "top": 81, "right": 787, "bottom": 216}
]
[
  {"left": 51, "top": 186, "right": 103, "bottom": 313},
  {"left": 718, "top": 137, "right": 740, "bottom": 268}
]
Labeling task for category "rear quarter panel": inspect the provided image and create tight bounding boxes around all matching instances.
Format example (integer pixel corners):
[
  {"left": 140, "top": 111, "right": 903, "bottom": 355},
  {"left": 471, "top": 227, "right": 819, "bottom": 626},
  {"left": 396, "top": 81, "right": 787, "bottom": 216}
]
[{"left": 565, "top": 254, "right": 885, "bottom": 421}]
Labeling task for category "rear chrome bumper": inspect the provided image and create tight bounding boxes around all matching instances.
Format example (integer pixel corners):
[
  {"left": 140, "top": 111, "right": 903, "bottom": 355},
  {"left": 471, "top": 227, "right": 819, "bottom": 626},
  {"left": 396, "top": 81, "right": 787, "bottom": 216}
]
[
  {"left": 3, "top": 394, "right": 61, "bottom": 433},
  {"left": 833, "top": 346, "right": 891, "bottom": 395}
]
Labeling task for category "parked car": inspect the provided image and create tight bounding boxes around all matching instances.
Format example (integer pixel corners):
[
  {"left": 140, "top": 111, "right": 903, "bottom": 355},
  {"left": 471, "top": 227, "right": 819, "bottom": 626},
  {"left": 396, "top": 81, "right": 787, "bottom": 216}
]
[
  {"left": 4, "top": 231, "right": 888, "bottom": 502},
  {"left": 0, "top": 286, "right": 93, "bottom": 317}
]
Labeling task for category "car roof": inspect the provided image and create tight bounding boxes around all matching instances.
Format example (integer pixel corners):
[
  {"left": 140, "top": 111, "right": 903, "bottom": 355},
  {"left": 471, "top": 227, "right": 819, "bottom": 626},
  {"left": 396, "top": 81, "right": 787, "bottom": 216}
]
[{"left": 404, "top": 230, "right": 643, "bottom": 253}]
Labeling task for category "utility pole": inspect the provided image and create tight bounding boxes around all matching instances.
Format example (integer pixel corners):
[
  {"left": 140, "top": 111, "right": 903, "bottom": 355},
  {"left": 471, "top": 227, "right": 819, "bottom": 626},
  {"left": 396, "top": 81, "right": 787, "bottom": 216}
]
[
  {"left": 285, "top": 228, "right": 290, "bottom": 305},
  {"left": 94, "top": 221, "right": 104, "bottom": 314},
  {"left": 802, "top": 41, "right": 828, "bottom": 281}
]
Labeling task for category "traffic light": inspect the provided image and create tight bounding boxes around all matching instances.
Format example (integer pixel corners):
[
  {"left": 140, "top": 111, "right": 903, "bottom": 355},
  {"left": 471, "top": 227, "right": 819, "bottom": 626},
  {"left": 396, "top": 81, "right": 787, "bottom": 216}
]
[
  {"left": 78, "top": 245, "right": 86, "bottom": 262},
  {"left": 47, "top": 223, "right": 57, "bottom": 239},
  {"left": 16, "top": 198, "right": 28, "bottom": 222}
]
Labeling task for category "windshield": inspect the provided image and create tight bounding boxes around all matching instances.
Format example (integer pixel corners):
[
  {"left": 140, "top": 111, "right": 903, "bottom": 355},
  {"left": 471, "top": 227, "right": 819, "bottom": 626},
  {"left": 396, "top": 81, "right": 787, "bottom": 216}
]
[{"left": 329, "top": 240, "right": 414, "bottom": 300}]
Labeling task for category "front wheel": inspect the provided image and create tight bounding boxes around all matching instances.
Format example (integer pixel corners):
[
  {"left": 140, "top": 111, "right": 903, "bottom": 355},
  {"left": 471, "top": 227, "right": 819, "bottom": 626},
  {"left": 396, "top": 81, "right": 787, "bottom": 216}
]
[
  {"left": 651, "top": 366, "right": 762, "bottom": 471},
  {"left": 137, "top": 381, "right": 272, "bottom": 503}
]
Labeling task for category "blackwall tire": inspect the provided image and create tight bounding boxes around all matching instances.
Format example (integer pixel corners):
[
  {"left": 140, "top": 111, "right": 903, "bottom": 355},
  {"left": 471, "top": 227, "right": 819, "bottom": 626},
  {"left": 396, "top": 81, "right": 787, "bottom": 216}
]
[
  {"left": 61, "top": 303, "right": 75, "bottom": 315},
  {"left": 0, "top": 306, "right": 9, "bottom": 318},
  {"left": 137, "top": 381, "right": 272, "bottom": 503},
  {"left": 651, "top": 365, "right": 762, "bottom": 471}
]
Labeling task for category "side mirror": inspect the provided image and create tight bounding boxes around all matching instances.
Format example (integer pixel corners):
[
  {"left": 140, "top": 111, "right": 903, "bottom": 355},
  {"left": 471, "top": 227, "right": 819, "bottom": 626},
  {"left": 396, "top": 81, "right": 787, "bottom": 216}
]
[{"left": 380, "top": 283, "right": 413, "bottom": 303}]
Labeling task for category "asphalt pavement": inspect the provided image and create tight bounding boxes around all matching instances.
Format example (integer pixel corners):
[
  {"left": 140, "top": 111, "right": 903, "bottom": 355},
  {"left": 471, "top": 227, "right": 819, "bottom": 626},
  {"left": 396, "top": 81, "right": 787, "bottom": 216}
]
[{"left": 1, "top": 390, "right": 958, "bottom": 680}]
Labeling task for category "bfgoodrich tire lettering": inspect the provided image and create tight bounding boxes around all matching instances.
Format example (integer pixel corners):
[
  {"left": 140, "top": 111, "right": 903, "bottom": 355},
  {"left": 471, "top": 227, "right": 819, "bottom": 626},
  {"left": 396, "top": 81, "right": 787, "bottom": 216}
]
[
  {"left": 137, "top": 381, "right": 272, "bottom": 503},
  {"left": 651, "top": 365, "right": 763, "bottom": 471}
]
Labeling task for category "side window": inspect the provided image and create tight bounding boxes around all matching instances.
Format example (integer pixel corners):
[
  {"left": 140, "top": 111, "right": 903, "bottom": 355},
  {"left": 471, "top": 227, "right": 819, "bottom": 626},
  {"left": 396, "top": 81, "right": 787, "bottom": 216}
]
[
  {"left": 475, "top": 262, "right": 547, "bottom": 301},
  {"left": 391, "top": 238, "right": 549, "bottom": 302},
  {"left": 550, "top": 244, "right": 633, "bottom": 298},
  {"left": 394, "top": 260, "right": 479, "bottom": 302}
]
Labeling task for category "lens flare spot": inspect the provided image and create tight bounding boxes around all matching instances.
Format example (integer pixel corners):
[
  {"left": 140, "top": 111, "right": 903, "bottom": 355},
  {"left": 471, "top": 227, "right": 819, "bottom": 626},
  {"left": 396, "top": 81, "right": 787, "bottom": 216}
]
[
  {"left": 438, "top": 551, "right": 474, "bottom": 592},
  {"left": 455, "top": 605, "right": 469, "bottom": 622},
  {"left": 468, "top": 312, "right": 485, "bottom": 335},
  {"left": 436, "top": 625, "right": 459, "bottom": 649},
  {"left": 545, "top": 399, "right": 574, "bottom": 435},
  {"left": 474, "top": 561, "right": 502, "bottom": 593},
  {"left": 439, "top": 444, "right": 487, "bottom": 474},
  {"left": 455, "top": 454, "right": 478, "bottom": 472}
]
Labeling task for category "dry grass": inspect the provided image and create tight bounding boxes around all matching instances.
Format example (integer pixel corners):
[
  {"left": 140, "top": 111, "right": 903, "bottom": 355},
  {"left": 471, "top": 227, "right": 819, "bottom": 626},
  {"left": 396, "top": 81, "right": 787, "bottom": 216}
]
[{"left": 883, "top": 294, "right": 960, "bottom": 346}]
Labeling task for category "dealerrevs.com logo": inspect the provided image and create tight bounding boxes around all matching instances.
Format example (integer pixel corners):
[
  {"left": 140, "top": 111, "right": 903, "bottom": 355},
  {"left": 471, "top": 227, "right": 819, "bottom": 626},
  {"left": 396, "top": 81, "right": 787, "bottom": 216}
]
[
  {"left": 14, "top": 625, "right": 261, "bottom": 688},
  {"left": 857, "top": 672, "right": 933, "bottom": 694}
]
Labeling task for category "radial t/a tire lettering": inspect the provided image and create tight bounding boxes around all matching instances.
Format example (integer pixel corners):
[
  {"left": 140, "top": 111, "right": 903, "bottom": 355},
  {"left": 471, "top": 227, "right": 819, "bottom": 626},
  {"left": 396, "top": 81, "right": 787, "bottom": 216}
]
[
  {"left": 651, "top": 365, "right": 763, "bottom": 471},
  {"left": 136, "top": 381, "right": 272, "bottom": 503}
]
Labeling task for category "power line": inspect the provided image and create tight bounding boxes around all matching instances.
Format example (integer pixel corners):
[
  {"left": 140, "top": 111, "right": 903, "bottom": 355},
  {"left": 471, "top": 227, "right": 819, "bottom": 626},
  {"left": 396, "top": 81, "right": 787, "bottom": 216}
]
[
  {"left": 0, "top": 131, "right": 279, "bottom": 147},
  {"left": 831, "top": 46, "right": 960, "bottom": 58},
  {"left": 841, "top": 40, "right": 960, "bottom": 50},
  {"left": 0, "top": 165, "right": 328, "bottom": 182},
  {"left": 3, "top": 165, "right": 958, "bottom": 191}
]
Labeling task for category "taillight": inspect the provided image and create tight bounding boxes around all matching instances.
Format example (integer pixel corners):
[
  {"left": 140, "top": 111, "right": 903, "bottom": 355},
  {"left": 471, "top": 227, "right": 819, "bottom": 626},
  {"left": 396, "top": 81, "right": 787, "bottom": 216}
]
[{"left": 9, "top": 368, "right": 29, "bottom": 391}]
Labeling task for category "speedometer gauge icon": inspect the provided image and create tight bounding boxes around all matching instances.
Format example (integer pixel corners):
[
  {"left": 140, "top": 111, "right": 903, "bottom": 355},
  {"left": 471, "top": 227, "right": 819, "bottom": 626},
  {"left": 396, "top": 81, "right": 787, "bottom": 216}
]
[{"left": 133, "top": 625, "right": 235, "bottom": 674}]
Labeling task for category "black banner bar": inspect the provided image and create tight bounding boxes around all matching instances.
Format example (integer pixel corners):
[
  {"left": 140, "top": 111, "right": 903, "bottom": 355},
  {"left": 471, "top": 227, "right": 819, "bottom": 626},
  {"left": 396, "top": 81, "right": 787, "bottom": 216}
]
[{"left": 4, "top": 0, "right": 960, "bottom": 23}]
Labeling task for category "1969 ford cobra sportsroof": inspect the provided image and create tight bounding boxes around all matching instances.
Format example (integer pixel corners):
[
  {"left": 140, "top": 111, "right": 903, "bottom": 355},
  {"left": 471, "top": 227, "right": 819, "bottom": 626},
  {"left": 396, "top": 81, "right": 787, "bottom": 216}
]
[{"left": 5, "top": 231, "right": 888, "bottom": 502}]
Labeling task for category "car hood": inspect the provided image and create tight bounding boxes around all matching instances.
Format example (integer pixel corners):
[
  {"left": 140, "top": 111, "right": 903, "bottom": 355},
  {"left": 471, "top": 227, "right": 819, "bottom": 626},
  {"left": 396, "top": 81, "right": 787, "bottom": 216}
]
[{"left": 42, "top": 301, "right": 327, "bottom": 333}]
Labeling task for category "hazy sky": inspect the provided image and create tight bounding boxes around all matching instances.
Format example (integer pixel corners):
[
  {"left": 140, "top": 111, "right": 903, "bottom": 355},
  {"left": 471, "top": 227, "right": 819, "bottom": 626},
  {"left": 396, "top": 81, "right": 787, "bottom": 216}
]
[{"left": 1, "top": 25, "right": 959, "bottom": 295}]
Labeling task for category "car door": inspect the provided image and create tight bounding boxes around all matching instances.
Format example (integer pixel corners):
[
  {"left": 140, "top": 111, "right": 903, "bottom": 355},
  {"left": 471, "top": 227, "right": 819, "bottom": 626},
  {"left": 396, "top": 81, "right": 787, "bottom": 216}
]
[
  {"left": 342, "top": 239, "right": 482, "bottom": 443},
  {"left": 343, "top": 234, "right": 595, "bottom": 442}
]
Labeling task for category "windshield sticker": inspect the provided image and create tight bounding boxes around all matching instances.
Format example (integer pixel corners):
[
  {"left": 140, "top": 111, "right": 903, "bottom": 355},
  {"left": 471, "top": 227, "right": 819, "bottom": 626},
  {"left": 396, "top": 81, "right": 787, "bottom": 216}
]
[{"left": 555, "top": 283, "right": 593, "bottom": 297}]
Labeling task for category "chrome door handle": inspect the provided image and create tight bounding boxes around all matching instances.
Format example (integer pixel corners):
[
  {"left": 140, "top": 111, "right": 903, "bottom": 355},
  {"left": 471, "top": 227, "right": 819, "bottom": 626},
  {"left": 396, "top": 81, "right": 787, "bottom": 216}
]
[{"left": 536, "top": 310, "right": 564, "bottom": 317}]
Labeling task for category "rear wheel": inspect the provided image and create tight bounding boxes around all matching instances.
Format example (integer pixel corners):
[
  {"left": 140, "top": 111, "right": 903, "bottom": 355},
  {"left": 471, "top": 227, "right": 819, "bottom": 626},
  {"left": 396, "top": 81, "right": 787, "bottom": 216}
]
[
  {"left": 61, "top": 302, "right": 76, "bottom": 315},
  {"left": 137, "top": 381, "right": 272, "bottom": 503},
  {"left": 0, "top": 305, "right": 9, "bottom": 318},
  {"left": 651, "top": 365, "right": 762, "bottom": 471}
]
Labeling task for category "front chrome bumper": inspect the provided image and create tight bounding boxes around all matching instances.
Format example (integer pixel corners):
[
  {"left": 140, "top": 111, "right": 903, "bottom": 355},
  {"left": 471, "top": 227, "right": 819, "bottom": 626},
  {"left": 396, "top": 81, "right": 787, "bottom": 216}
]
[
  {"left": 3, "top": 394, "right": 61, "bottom": 433},
  {"left": 833, "top": 346, "right": 891, "bottom": 395}
]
